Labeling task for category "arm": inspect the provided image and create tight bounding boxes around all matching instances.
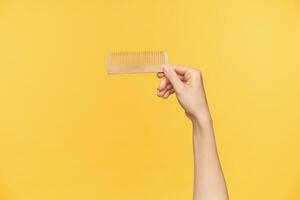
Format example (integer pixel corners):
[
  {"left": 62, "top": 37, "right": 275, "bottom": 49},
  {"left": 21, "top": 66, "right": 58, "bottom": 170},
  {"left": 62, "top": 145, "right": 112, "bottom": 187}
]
[
  {"left": 156, "top": 66, "right": 229, "bottom": 200},
  {"left": 192, "top": 117, "right": 228, "bottom": 200}
]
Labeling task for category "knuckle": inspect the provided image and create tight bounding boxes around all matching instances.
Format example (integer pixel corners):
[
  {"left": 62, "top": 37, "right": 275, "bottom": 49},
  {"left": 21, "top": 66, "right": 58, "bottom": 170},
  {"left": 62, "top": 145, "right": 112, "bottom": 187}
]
[{"left": 193, "top": 69, "right": 202, "bottom": 79}]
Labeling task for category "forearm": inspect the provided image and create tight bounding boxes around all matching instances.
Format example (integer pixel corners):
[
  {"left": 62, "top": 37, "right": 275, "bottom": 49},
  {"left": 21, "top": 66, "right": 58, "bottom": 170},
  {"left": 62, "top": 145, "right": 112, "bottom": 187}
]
[{"left": 192, "top": 117, "right": 228, "bottom": 200}]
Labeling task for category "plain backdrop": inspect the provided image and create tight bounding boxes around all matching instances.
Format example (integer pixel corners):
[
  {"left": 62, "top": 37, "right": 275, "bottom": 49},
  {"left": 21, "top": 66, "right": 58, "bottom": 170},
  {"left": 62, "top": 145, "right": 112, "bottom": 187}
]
[{"left": 0, "top": 0, "right": 300, "bottom": 199}]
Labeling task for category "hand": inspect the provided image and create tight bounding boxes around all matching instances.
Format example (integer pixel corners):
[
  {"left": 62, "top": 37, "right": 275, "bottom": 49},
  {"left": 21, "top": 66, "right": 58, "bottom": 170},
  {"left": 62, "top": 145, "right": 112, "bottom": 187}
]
[{"left": 157, "top": 65, "right": 212, "bottom": 124}]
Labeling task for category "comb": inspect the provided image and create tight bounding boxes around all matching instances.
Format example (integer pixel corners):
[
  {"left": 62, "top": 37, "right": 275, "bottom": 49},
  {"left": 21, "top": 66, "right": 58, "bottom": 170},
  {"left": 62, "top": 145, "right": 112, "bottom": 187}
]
[{"left": 107, "top": 51, "right": 168, "bottom": 74}]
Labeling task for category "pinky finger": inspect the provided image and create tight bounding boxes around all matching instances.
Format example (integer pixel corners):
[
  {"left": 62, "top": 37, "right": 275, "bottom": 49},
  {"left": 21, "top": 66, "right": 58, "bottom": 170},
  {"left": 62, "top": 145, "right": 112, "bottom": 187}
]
[
  {"left": 162, "top": 88, "right": 176, "bottom": 99},
  {"left": 168, "top": 88, "right": 175, "bottom": 95},
  {"left": 162, "top": 90, "right": 170, "bottom": 99}
]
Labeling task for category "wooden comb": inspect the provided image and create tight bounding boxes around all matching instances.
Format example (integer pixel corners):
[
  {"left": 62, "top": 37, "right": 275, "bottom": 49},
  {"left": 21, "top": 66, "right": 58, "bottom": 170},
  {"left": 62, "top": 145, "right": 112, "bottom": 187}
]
[{"left": 107, "top": 51, "right": 168, "bottom": 74}]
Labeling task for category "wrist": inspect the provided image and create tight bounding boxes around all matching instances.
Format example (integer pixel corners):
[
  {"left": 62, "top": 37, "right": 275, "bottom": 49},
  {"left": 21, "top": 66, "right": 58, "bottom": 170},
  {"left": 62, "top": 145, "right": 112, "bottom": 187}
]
[
  {"left": 191, "top": 113, "right": 213, "bottom": 132},
  {"left": 192, "top": 111, "right": 212, "bottom": 125}
]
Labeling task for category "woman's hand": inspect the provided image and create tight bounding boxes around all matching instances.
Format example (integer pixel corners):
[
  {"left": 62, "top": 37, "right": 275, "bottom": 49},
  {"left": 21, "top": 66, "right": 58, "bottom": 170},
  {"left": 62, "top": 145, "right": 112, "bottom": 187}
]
[
  {"left": 157, "top": 66, "right": 229, "bottom": 200},
  {"left": 157, "top": 65, "right": 228, "bottom": 199},
  {"left": 157, "top": 65, "right": 212, "bottom": 124}
]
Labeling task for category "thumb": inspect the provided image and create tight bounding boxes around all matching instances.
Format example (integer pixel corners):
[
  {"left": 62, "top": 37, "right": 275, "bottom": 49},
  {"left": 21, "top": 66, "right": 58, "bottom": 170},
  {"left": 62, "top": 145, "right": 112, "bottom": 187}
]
[{"left": 163, "top": 65, "right": 184, "bottom": 93}]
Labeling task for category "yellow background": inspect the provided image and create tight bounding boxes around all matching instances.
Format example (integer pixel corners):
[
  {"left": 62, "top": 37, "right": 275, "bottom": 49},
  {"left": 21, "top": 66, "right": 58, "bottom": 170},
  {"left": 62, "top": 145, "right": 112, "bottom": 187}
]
[{"left": 0, "top": 0, "right": 300, "bottom": 199}]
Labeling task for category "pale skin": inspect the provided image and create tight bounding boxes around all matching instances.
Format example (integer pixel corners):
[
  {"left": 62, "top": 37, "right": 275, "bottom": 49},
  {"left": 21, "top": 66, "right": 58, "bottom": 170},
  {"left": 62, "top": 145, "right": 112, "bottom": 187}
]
[{"left": 156, "top": 66, "right": 229, "bottom": 200}]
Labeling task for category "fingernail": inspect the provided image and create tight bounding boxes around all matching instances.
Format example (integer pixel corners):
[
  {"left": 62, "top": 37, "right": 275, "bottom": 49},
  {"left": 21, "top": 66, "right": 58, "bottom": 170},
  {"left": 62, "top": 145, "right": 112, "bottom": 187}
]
[{"left": 163, "top": 66, "right": 169, "bottom": 74}]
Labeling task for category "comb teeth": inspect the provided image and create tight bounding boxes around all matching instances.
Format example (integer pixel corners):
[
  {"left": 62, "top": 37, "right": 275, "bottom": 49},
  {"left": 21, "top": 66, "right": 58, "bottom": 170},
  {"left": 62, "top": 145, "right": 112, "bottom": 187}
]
[{"left": 107, "top": 51, "right": 168, "bottom": 74}]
